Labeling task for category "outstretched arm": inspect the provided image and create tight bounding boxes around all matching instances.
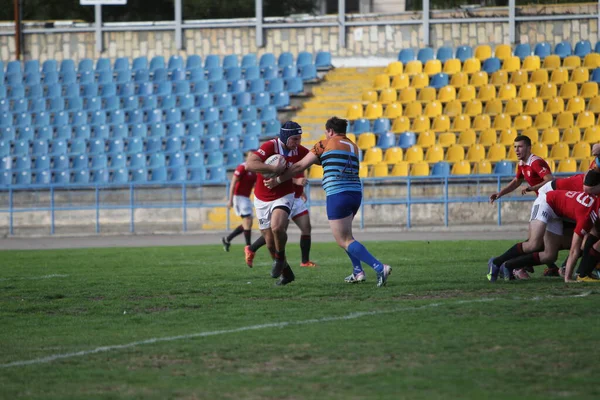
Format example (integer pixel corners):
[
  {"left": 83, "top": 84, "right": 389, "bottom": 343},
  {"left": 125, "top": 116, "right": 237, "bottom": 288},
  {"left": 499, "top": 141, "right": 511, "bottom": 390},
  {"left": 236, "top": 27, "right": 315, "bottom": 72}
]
[
  {"left": 522, "top": 173, "right": 553, "bottom": 195},
  {"left": 489, "top": 177, "right": 523, "bottom": 204},
  {"left": 245, "top": 153, "right": 281, "bottom": 175},
  {"left": 265, "top": 152, "right": 319, "bottom": 189}
]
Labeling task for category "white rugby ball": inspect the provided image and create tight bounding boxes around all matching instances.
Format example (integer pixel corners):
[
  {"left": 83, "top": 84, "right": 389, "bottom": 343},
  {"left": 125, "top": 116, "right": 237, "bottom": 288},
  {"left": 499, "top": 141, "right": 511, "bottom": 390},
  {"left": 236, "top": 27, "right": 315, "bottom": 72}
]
[{"left": 263, "top": 154, "right": 286, "bottom": 178}]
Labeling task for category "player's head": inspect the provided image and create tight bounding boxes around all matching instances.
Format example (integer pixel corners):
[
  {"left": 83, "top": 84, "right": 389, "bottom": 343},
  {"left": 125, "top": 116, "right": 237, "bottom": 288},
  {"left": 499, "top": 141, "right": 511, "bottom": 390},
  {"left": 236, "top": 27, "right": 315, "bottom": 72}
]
[
  {"left": 513, "top": 135, "right": 532, "bottom": 161},
  {"left": 325, "top": 116, "right": 348, "bottom": 136},
  {"left": 279, "top": 121, "right": 302, "bottom": 150}
]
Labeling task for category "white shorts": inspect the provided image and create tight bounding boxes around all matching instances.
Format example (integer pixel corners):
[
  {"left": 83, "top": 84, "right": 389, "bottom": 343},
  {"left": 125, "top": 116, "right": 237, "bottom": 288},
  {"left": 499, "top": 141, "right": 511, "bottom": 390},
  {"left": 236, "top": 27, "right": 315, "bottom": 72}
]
[
  {"left": 530, "top": 193, "right": 563, "bottom": 235},
  {"left": 537, "top": 180, "right": 554, "bottom": 196},
  {"left": 254, "top": 193, "right": 295, "bottom": 230},
  {"left": 233, "top": 195, "right": 253, "bottom": 217},
  {"left": 290, "top": 197, "right": 309, "bottom": 220}
]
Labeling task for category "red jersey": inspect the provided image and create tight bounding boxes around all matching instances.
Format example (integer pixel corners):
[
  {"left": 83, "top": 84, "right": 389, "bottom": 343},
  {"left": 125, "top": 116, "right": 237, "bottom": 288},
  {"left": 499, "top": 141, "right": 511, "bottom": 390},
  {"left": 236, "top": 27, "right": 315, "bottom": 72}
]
[
  {"left": 546, "top": 190, "right": 599, "bottom": 237},
  {"left": 554, "top": 174, "right": 584, "bottom": 192},
  {"left": 293, "top": 172, "right": 305, "bottom": 199},
  {"left": 233, "top": 163, "right": 257, "bottom": 197},
  {"left": 516, "top": 154, "right": 552, "bottom": 194},
  {"left": 253, "top": 139, "right": 310, "bottom": 202}
]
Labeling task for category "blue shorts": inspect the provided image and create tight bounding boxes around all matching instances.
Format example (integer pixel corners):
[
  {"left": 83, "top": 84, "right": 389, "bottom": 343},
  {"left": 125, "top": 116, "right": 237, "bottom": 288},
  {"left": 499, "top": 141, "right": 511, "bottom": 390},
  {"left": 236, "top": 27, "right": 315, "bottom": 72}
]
[{"left": 326, "top": 191, "right": 362, "bottom": 220}]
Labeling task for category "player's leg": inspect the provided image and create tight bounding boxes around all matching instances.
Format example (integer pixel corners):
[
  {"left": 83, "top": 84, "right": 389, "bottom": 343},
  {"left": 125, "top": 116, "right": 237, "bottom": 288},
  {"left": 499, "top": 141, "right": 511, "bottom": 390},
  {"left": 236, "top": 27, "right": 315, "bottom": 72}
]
[
  {"left": 240, "top": 215, "right": 253, "bottom": 246},
  {"left": 293, "top": 212, "right": 317, "bottom": 267},
  {"left": 574, "top": 228, "right": 600, "bottom": 280},
  {"left": 222, "top": 195, "right": 251, "bottom": 251}
]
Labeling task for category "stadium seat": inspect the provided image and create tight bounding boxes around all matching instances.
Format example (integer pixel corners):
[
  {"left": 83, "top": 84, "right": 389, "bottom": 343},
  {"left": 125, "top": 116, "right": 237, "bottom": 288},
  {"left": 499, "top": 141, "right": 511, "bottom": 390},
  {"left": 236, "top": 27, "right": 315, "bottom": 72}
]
[
  {"left": 363, "top": 148, "right": 383, "bottom": 165},
  {"left": 482, "top": 57, "right": 501, "bottom": 74},
  {"left": 534, "top": 42, "right": 552, "bottom": 60},
  {"left": 495, "top": 44, "right": 512, "bottom": 61},
  {"left": 478, "top": 128, "right": 497, "bottom": 147},
  {"left": 404, "top": 145, "right": 424, "bottom": 163},
  {"left": 397, "top": 131, "right": 416, "bottom": 148},
  {"left": 444, "top": 100, "right": 462, "bottom": 118},
  {"left": 583, "top": 126, "right": 600, "bottom": 143},
  {"left": 484, "top": 98, "right": 503, "bottom": 116},
  {"left": 425, "top": 145, "right": 445, "bottom": 164},
  {"left": 466, "top": 144, "right": 486, "bottom": 162},
  {"left": 451, "top": 160, "right": 471, "bottom": 175},
  {"left": 409, "top": 161, "right": 430, "bottom": 176},
  {"left": 431, "top": 161, "right": 450, "bottom": 176},
  {"left": 513, "top": 115, "right": 532, "bottom": 131},
  {"left": 446, "top": 144, "right": 465, "bottom": 162},
  {"left": 464, "top": 99, "right": 482, "bottom": 117},
  {"left": 571, "top": 141, "right": 591, "bottom": 160},
  {"left": 493, "top": 161, "right": 514, "bottom": 175},
  {"left": 450, "top": 114, "right": 470, "bottom": 132},
  {"left": 455, "top": 45, "right": 473, "bottom": 62},
  {"left": 504, "top": 98, "right": 523, "bottom": 117},
  {"left": 514, "top": 43, "right": 532, "bottom": 61},
  {"left": 475, "top": 45, "right": 492, "bottom": 61}
]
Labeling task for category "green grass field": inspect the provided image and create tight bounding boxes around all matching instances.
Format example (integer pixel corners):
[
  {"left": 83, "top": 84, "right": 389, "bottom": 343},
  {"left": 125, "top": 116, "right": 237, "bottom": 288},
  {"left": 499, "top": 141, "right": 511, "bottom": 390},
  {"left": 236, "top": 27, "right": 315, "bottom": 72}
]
[{"left": 1, "top": 240, "right": 600, "bottom": 400}]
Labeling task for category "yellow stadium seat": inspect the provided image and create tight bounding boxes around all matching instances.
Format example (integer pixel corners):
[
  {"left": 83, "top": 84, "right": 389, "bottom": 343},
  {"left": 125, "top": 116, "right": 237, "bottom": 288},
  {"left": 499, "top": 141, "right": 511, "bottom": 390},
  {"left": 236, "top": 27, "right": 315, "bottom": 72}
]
[
  {"left": 418, "top": 87, "right": 437, "bottom": 103},
  {"left": 576, "top": 111, "right": 596, "bottom": 129},
  {"left": 457, "top": 130, "right": 477, "bottom": 147},
  {"left": 549, "top": 142, "right": 570, "bottom": 160},
  {"left": 580, "top": 82, "right": 598, "bottom": 99},
  {"left": 522, "top": 55, "right": 541, "bottom": 72},
  {"left": 410, "top": 161, "right": 430, "bottom": 176},
  {"left": 498, "top": 84, "right": 517, "bottom": 101},
  {"left": 405, "top": 146, "right": 424, "bottom": 162},
  {"left": 555, "top": 112, "right": 574, "bottom": 130},
  {"left": 513, "top": 115, "right": 533, "bottom": 131},
  {"left": 444, "top": 99, "right": 462, "bottom": 117},
  {"left": 385, "top": 61, "right": 404, "bottom": 76},
  {"left": 446, "top": 144, "right": 466, "bottom": 162},
  {"left": 498, "top": 128, "right": 517, "bottom": 145},
  {"left": 364, "top": 103, "right": 383, "bottom": 119},
  {"left": 543, "top": 55, "right": 561, "bottom": 70},
  {"left": 359, "top": 162, "right": 368, "bottom": 178},
  {"left": 477, "top": 84, "right": 496, "bottom": 102},
  {"left": 538, "top": 83, "right": 557, "bottom": 100},
  {"left": 571, "top": 67, "right": 589, "bottom": 84},
  {"left": 482, "top": 98, "right": 503, "bottom": 117},
  {"left": 475, "top": 45, "right": 492, "bottom": 61},
  {"left": 424, "top": 100, "right": 443, "bottom": 117},
  {"left": 518, "top": 83, "right": 537, "bottom": 100},
  {"left": 557, "top": 158, "right": 578, "bottom": 173},
  {"left": 566, "top": 96, "right": 585, "bottom": 113},
  {"left": 405, "top": 60, "right": 423, "bottom": 76},
  {"left": 425, "top": 144, "right": 445, "bottom": 163},
  {"left": 550, "top": 67, "right": 569, "bottom": 84},
  {"left": 534, "top": 112, "right": 553, "bottom": 130},
  {"left": 390, "top": 161, "right": 409, "bottom": 176},
  {"left": 346, "top": 133, "right": 357, "bottom": 143},
  {"left": 540, "top": 127, "right": 560, "bottom": 145},
  {"left": 584, "top": 53, "right": 600, "bottom": 68},
  {"left": 571, "top": 141, "right": 591, "bottom": 160},
  {"left": 531, "top": 142, "right": 549, "bottom": 158},
  {"left": 464, "top": 99, "right": 482, "bottom": 116},
  {"left": 373, "top": 74, "right": 390, "bottom": 90},
  {"left": 587, "top": 96, "right": 600, "bottom": 113},
  {"left": 522, "top": 127, "right": 539, "bottom": 144},
  {"left": 466, "top": 144, "right": 486, "bottom": 162},
  {"left": 411, "top": 73, "right": 429, "bottom": 89},
  {"left": 545, "top": 97, "right": 565, "bottom": 115},
  {"left": 487, "top": 143, "right": 507, "bottom": 162},
  {"left": 378, "top": 88, "right": 397, "bottom": 105},
  {"left": 583, "top": 126, "right": 600, "bottom": 142},
  {"left": 563, "top": 55, "right": 582, "bottom": 70},
  {"left": 510, "top": 70, "right": 529, "bottom": 86},
  {"left": 579, "top": 157, "right": 595, "bottom": 172},
  {"left": 346, "top": 103, "right": 364, "bottom": 120},
  {"left": 391, "top": 116, "right": 410, "bottom": 133},
  {"left": 438, "top": 132, "right": 457, "bottom": 148},
  {"left": 469, "top": 71, "right": 488, "bottom": 87},
  {"left": 363, "top": 147, "right": 383, "bottom": 165},
  {"left": 431, "top": 115, "right": 450, "bottom": 132},
  {"left": 493, "top": 113, "right": 512, "bottom": 130},
  {"left": 370, "top": 162, "right": 389, "bottom": 177},
  {"left": 398, "top": 86, "right": 417, "bottom": 104},
  {"left": 357, "top": 133, "right": 376, "bottom": 150},
  {"left": 504, "top": 98, "right": 523, "bottom": 116},
  {"left": 530, "top": 69, "right": 549, "bottom": 85},
  {"left": 451, "top": 160, "right": 472, "bottom": 175},
  {"left": 479, "top": 128, "right": 497, "bottom": 147},
  {"left": 424, "top": 59, "right": 442, "bottom": 75},
  {"left": 472, "top": 114, "right": 491, "bottom": 131},
  {"left": 495, "top": 44, "right": 513, "bottom": 60},
  {"left": 473, "top": 160, "right": 492, "bottom": 174},
  {"left": 404, "top": 101, "right": 422, "bottom": 118},
  {"left": 450, "top": 114, "right": 471, "bottom": 132},
  {"left": 308, "top": 165, "right": 324, "bottom": 179},
  {"left": 559, "top": 82, "right": 578, "bottom": 100},
  {"left": 443, "top": 59, "right": 462, "bottom": 75},
  {"left": 383, "top": 147, "right": 404, "bottom": 163},
  {"left": 458, "top": 85, "right": 477, "bottom": 103},
  {"left": 438, "top": 86, "right": 456, "bottom": 103},
  {"left": 362, "top": 90, "right": 378, "bottom": 103},
  {"left": 506, "top": 146, "right": 518, "bottom": 161},
  {"left": 450, "top": 72, "right": 469, "bottom": 88},
  {"left": 491, "top": 70, "right": 509, "bottom": 86},
  {"left": 416, "top": 130, "right": 436, "bottom": 148},
  {"left": 412, "top": 116, "right": 431, "bottom": 133},
  {"left": 463, "top": 58, "right": 481, "bottom": 74},
  {"left": 384, "top": 102, "right": 403, "bottom": 119},
  {"left": 391, "top": 73, "right": 410, "bottom": 89},
  {"left": 523, "top": 97, "right": 544, "bottom": 116},
  {"left": 562, "top": 127, "right": 581, "bottom": 145}
]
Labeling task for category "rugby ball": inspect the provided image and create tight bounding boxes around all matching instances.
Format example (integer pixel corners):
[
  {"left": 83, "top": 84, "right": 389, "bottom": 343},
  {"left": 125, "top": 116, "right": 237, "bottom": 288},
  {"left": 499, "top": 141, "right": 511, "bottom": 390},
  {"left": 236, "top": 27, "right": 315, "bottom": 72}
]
[{"left": 263, "top": 154, "right": 286, "bottom": 178}]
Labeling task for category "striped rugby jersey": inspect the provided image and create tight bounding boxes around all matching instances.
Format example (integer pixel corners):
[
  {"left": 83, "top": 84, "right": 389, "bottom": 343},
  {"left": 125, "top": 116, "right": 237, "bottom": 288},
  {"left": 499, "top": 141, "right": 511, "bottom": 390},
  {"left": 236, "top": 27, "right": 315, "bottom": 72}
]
[{"left": 311, "top": 135, "right": 362, "bottom": 196}]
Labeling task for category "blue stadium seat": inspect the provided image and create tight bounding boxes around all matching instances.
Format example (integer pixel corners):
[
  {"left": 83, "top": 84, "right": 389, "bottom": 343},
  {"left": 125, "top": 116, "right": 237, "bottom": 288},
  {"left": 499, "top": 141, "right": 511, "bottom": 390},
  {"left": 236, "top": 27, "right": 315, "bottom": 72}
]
[
  {"left": 260, "top": 105, "right": 277, "bottom": 121},
  {"left": 84, "top": 96, "right": 101, "bottom": 112},
  {"left": 178, "top": 94, "right": 195, "bottom": 110},
  {"left": 71, "top": 110, "right": 87, "bottom": 126},
  {"left": 24, "top": 60, "right": 40, "bottom": 75},
  {"left": 149, "top": 122, "right": 166, "bottom": 138},
  {"left": 436, "top": 47, "right": 453, "bottom": 63},
  {"left": 594, "top": 41, "right": 600, "bottom": 55},
  {"left": 234, "top": 92, "right": 252, "bottom": 107},
  {"left": 229, "top": 79, "right": 247, "bottom": 94},
  {"left": 108, "top": 109, "right": 125, "bottom": 125},
  {"left": 117, "top": 82, "right": 134, "bottom": 97},
  {"left": 168, "top": 55, "right": 184, "bottom": 71},
  {"left": 79, "top": 71, "right": 95, "bottom": 85},
  {"left": 52, "top": 155, "right": 70, "bottom": 170},
  {"left": 222, "top": 54, "right": 239, "bottom": 69},
  {"left": 6, "top": 60, "right": 22, "bottom": 75},
  {"left": 165, "top": 137, "right": 183, "bottom": 155},
  {"left": 124, "top": 109, "right": 142, "bottom": 125},
  {"left": 60, "top": 70, "right": 77, "bottom": 85},
  {"left": 285, "top": 77, "right": 304, "bottom": 94},
  {"left": 168, "top": 123, "right": 185, "bottom": 138},
  {"left": 282, "top": 65, "right": 298, "bottom": 79},
  {"left": 417, "top": 47, "right": 434, "bottom": 63},
  {"left": 17, "top": 126, "right": 34, "bottom": 141},
  {"left": 240, "top": 106, "right": 258, "bottom": 124},
  {"left": 12, "top": 98, "right": 27, "bottom": 113},
  {"left": 6, "top": 72, "right": 23, "bottom": 86},
  {"left": 71, "top": 154, "right": 88, "bottom": 170},
  {"left": 26, "top": 84, "right": 43, "bottom": 99},
  {"left": 186, "top": 151, "right": 204, "bottom": 167},
  {"left": 207, "top": 67, "right": 224, "bottom": 82},
  {"left": 35, "top": 126, "right": 52, "bottom": 141},
  {"left": 0, "top": 112, "right": 12, "bottom": 127},
  {"left": 430, "top": 73, "right": 449, "bottom": 89},
  {"left": 192, "top": 80, "right": 209, "bottom": 96},
  {"left": 221, "top": 106, "right": 239, "bottom": 123},
  {"left": 266, "top": 78, "right": 284, "bottom": 93},
  {"left": 224, "top": 66, "right": 242, "bottom": 81},
  {"left": 121, "top": 95, "right": 138, "bottom": 111},
  {"left": 74, "top": 125, "right": 92, "bottom": 139},
  {"left": 186, "top": 55, "right": 202, "bottom": 71},
  {"left": 482, "top": 57, "right": 501, "bottom": 74},
  {"left": 241, "top": 54, "right": 257, "bottom": 69},
  {"left": 534, "top": 42, "right": 551, "bottom": 60},
  {"left": 574, "top": 40, "right": 592, "bottom": 58},
  {"left": 149, "top": 56, "right": 165, "bottom": 72},
  {"left": 128, "top": 152, "right": 146, "bottom": 168},
  {"left": 189, "top": 68, "right": 206, "bottom": 84},
  {"left": 1, "top": 126, "right": 15, "bottom": 141},
  {"left": 350, "top": 118, "right": 370, "bottom": 134},
  {"left": 160, "top": 94, "right": 177, "bottom": 109},
  {"left": 134, "top": 69, "right": 150, "bottom": 83},
  {"left": 264, "top": 119, "right": 280, "bottom": 136},
  {"left": 88, "top": 139, "right": 106, "bottom": 155},
  {"left": 455, "top": 45, "right": 473, "bottom": 63},
  {"left": 34, "top": 155, "right": 50, "bottom": 170},
  {"left": 0, "top": 141, "right": 9, "bottom": 158},
  {"left": 204, "top": 54, "right": 220, "bottom": 69},
  {"left": 372, "top": 118, "right": 391, "bottom": 135},
  {"left": 115, "top": 57, "right": 131, "bottom": 72},
  {"left": 97, "top": 70, "right": 113, "bottom": 86},
  {"left": 54, "top": 125, "right": 72, "bottom": 139},
  {"left": 244, "top": 65, "right": 260, "bottom": 80},
  {"left": 225, "top": 120, "right": 242, "bottom": 137},
  {"left": 203, "top": 136, "right": 221, "bottom": 153},
  {"left": 188, "top": 166, "right": 206, "bottom": 181},
  {"left": 315, "top": 51, "right": 333, "bottom": 70},
  {"left": 591, "top": 68, "right": 600, "bottom": 83},
  {"left": 92, "top": 168, "right": 109, "bottom": 184},
  {"left": 110, "top": 168, "right": 128, "bottom": 184},
  {"left": 300, "top": 64, "right": 318, "bottom": 81},
  {"left": 34, "top": 111, "right": 50, "bottom": 128},
  {"left": 165, "top": 108, "right": 182, "bottom": 124},
  {"left": 100, "top": 83, "right": 117, "bottom": 98},
  {"left": 253, "top": 92, "right": 270, "bottom": 107},
  {"left": 66, "top": 96, "right": 83, "bottom": 112},
  {"left": 297, "top": 51, "right": 312, "bottom": 67},
  {"left": 187, "top": 122, "right": 205, "bottom": 138},
  {"left": 183, "top": 107, "right": 200, "bottom": 123},
  {"left": 109, "top": 153, "right": 127, "bottom": 169},
  {"left": 91, "top": 124, "right": 110, "bottom": 139},
  {"left": 152, "top": 68, "right": 168, "bottom": 83},
  {"left": 69, "top": 138, "right": 87, "bottom": 155},
  {"left": 107, "top": 139, "right": 125, "bottom": 154},
  {"left": 245, "top": 121, "right": 261, "bottom": 136},
  {"left": 115, "top": 70, "right": 132, "bottom": 86},
  {"left": 146, "top": 136, "right": 164, "bottom": 153},
  {"left": 24, "top": 72, "right": 40, "bottom": 85},
  {"left": 493, "top": 160, "right": 514, "bottom": 175},
  {"left": 278, "top": 52, "right": 294, "bottom": 68},
  {"left": 9, "top": 84, "right": 25, "bottom": 99},
  {"left": 260, "top": 53, "right": 276, "bottom": 69},
  {"left": 241, "top": 135, "right": 259, "bottom": 152},
  {"left": 216, "top": 93, "right": 233, "bottom": 107},
  {"left": 261, "top": 66, "right": 278, "bottom": 80},
  {"left": 130, "top": 168, "right": 148, "bottom": 182},
  {"left": 96, "top": 58, "right": 112, "bottom": 73},
  {"left": 205, "top": 121, "right": 224, "bottom": 137},
  {"left": 145, "top": 109, "right": 161, "bottom": 125},
  {"left": 52, "top": 170, "right": 70, "bottom": 185},
  {"left": 203, "top": 107, "right": 220, "bottom": 123},
  {"left": 90, "top": 110, "right": 106, "bottom": 125},
  {"left": 222, "top": 135, "right": 240, "bottom": 151},
  {"left": 0, "top": 170, "right": 12, "bottom": 185},
  {"left": 168, "top": 166, "right": 187, "bottom": 182},
  {"left": 15, "top": 170, "right": 32, "bottom": 185},
  {"left": 210, "top": 79, "right": 228, "bottom": 94},
  {"left": 173, "top": 80, "right": 190, "bottom": 95},
  {"left": 136, "top": 82, "right": 154, "bottom": 96},
  {"left": 91, "top": 154, "right": 108, "bottom": 170},
  {"left": 48, "top": 99, "right": 65, "bottom": 115},
  {"left": 148, "top": 153, "right": 166, "bottom": 169},
  {"left": 167, "top": 151, "right": 185, "bottom": 168},
  {"left": 49, "top": 140, "right": 68, "bottom": 156},
  {"left": 225, "top": 149, "right": 243, "bottom": 168},
  {"left": 431, "top": 161, "right": 450, "bottom": 176},
  {"left": 130, "top": 123, "right": 147, "bottom": 138},
  {"left": 207, "top": 165, "right": 226, "bottom": 182},
  {"left": 0, "top": 100, "right": 8, "bottom": 113},
  {"left": 35, "top": 169, "right": 51, "bottom": 185},
  {"left": 127, "top": 138, "right": 144, "bottom": 155},
  {"left": 15, "top": 155, "right": 31, "bottom": 170},
  {"left": 397, "top": 132, "right": 416, "bottom": 149},
  {"left": 398, "top": 48, "right": 415, "bottom": 64},
  {"left": 183, "top": 136, "right": 201, "bottom": 153},
  {"left": 42, "top": 60, "right": 57, "bottom": 74},
  {"left": 140, "top": 95, "right": 158, "bottom": 111},
  {"left": 554, "top": 41, "right": 572, "bottom": 59}
]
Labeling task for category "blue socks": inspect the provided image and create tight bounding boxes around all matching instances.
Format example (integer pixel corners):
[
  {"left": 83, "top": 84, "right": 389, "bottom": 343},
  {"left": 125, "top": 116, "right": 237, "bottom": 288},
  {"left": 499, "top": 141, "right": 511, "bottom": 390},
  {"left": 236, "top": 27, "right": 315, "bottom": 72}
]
[
  {"left": 347, "top": 240, "right": 383, "bottom": 273},
  {"left": 345, "top": 250, "right": 364, "bottom": 275}
]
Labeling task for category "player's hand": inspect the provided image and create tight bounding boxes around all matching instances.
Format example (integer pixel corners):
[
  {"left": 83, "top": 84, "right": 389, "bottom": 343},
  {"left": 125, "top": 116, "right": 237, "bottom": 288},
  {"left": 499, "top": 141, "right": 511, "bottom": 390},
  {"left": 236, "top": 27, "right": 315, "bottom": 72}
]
[
  {"left": 226, "top": 200, "right": 233, "bottom": 208},
  {"left": 521, "top": 187, "right": 529, "bottom": 195},
  {"left": 297, "top": 177, "right": 308, "bottom": 186},
  {"left": 489, "top": 193, "right": 499, "bottom": 204},
  {"left": 300, "top": 193, "right": 307, "bottom": 202},
  {"left": 264, "top": 177, "right": 278, "bottom": 189},
  {"left": 274, "top": 163, "right": 287, "bottom": 175}
]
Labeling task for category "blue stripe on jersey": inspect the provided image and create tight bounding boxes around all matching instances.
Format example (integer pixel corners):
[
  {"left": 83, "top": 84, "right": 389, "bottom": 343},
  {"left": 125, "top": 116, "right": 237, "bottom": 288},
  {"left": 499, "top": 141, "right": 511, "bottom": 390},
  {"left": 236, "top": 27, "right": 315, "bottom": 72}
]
[{"left": 321, "top": 149, "right": 362, "bottom": 196}]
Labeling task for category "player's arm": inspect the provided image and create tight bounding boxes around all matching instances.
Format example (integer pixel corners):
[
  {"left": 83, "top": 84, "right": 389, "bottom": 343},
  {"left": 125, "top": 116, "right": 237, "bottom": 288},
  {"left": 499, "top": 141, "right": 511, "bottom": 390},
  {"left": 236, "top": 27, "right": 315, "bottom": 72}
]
[
  {"left": 245, "top": 152, "right": 281, "bottom": 175},
  {"left": 489, "top": 177, "right": 523, "bottom": 204},
  {"left": 523, "top": 173, "right": 553, "bottom": 195},
  {"left": 227, "top": 174, "right": 239, "bottom": 208},
  {"left": 266, "top": 152, "right": 319, "bottom": 188},
  {"left": 583, "top": 169, "right": 600, "bottom": 194},
  {"left": 565, "top": 233, "right": 584, "bottom": 283}
]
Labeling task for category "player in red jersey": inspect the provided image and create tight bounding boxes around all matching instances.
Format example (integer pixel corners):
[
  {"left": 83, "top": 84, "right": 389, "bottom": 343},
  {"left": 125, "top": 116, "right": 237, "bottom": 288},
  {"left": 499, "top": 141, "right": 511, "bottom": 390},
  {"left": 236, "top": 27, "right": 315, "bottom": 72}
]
[
  {"left": 221, "top": 155, "right": 258, "bottom": 252},
  {"left": 245, "top": 121, "right": 310, "bottom": 285}
]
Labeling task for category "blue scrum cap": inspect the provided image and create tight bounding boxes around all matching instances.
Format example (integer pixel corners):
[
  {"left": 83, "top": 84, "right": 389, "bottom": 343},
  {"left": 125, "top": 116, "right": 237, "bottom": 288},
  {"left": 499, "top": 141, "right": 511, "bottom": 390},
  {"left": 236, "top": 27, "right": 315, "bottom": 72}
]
[{"left": 279, "top": 121, "right": 302, "bottom": 145}]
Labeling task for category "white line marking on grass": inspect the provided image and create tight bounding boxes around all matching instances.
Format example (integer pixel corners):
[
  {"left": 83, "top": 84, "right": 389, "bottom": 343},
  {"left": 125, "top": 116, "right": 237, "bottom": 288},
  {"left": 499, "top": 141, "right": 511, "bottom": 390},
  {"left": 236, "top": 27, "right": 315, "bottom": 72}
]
[
  {"left": 0, "top": 274, "right": 69, "bottom": 282},
  {"left": 0, "top": 292, "right": 591, "bottom": 369}
]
